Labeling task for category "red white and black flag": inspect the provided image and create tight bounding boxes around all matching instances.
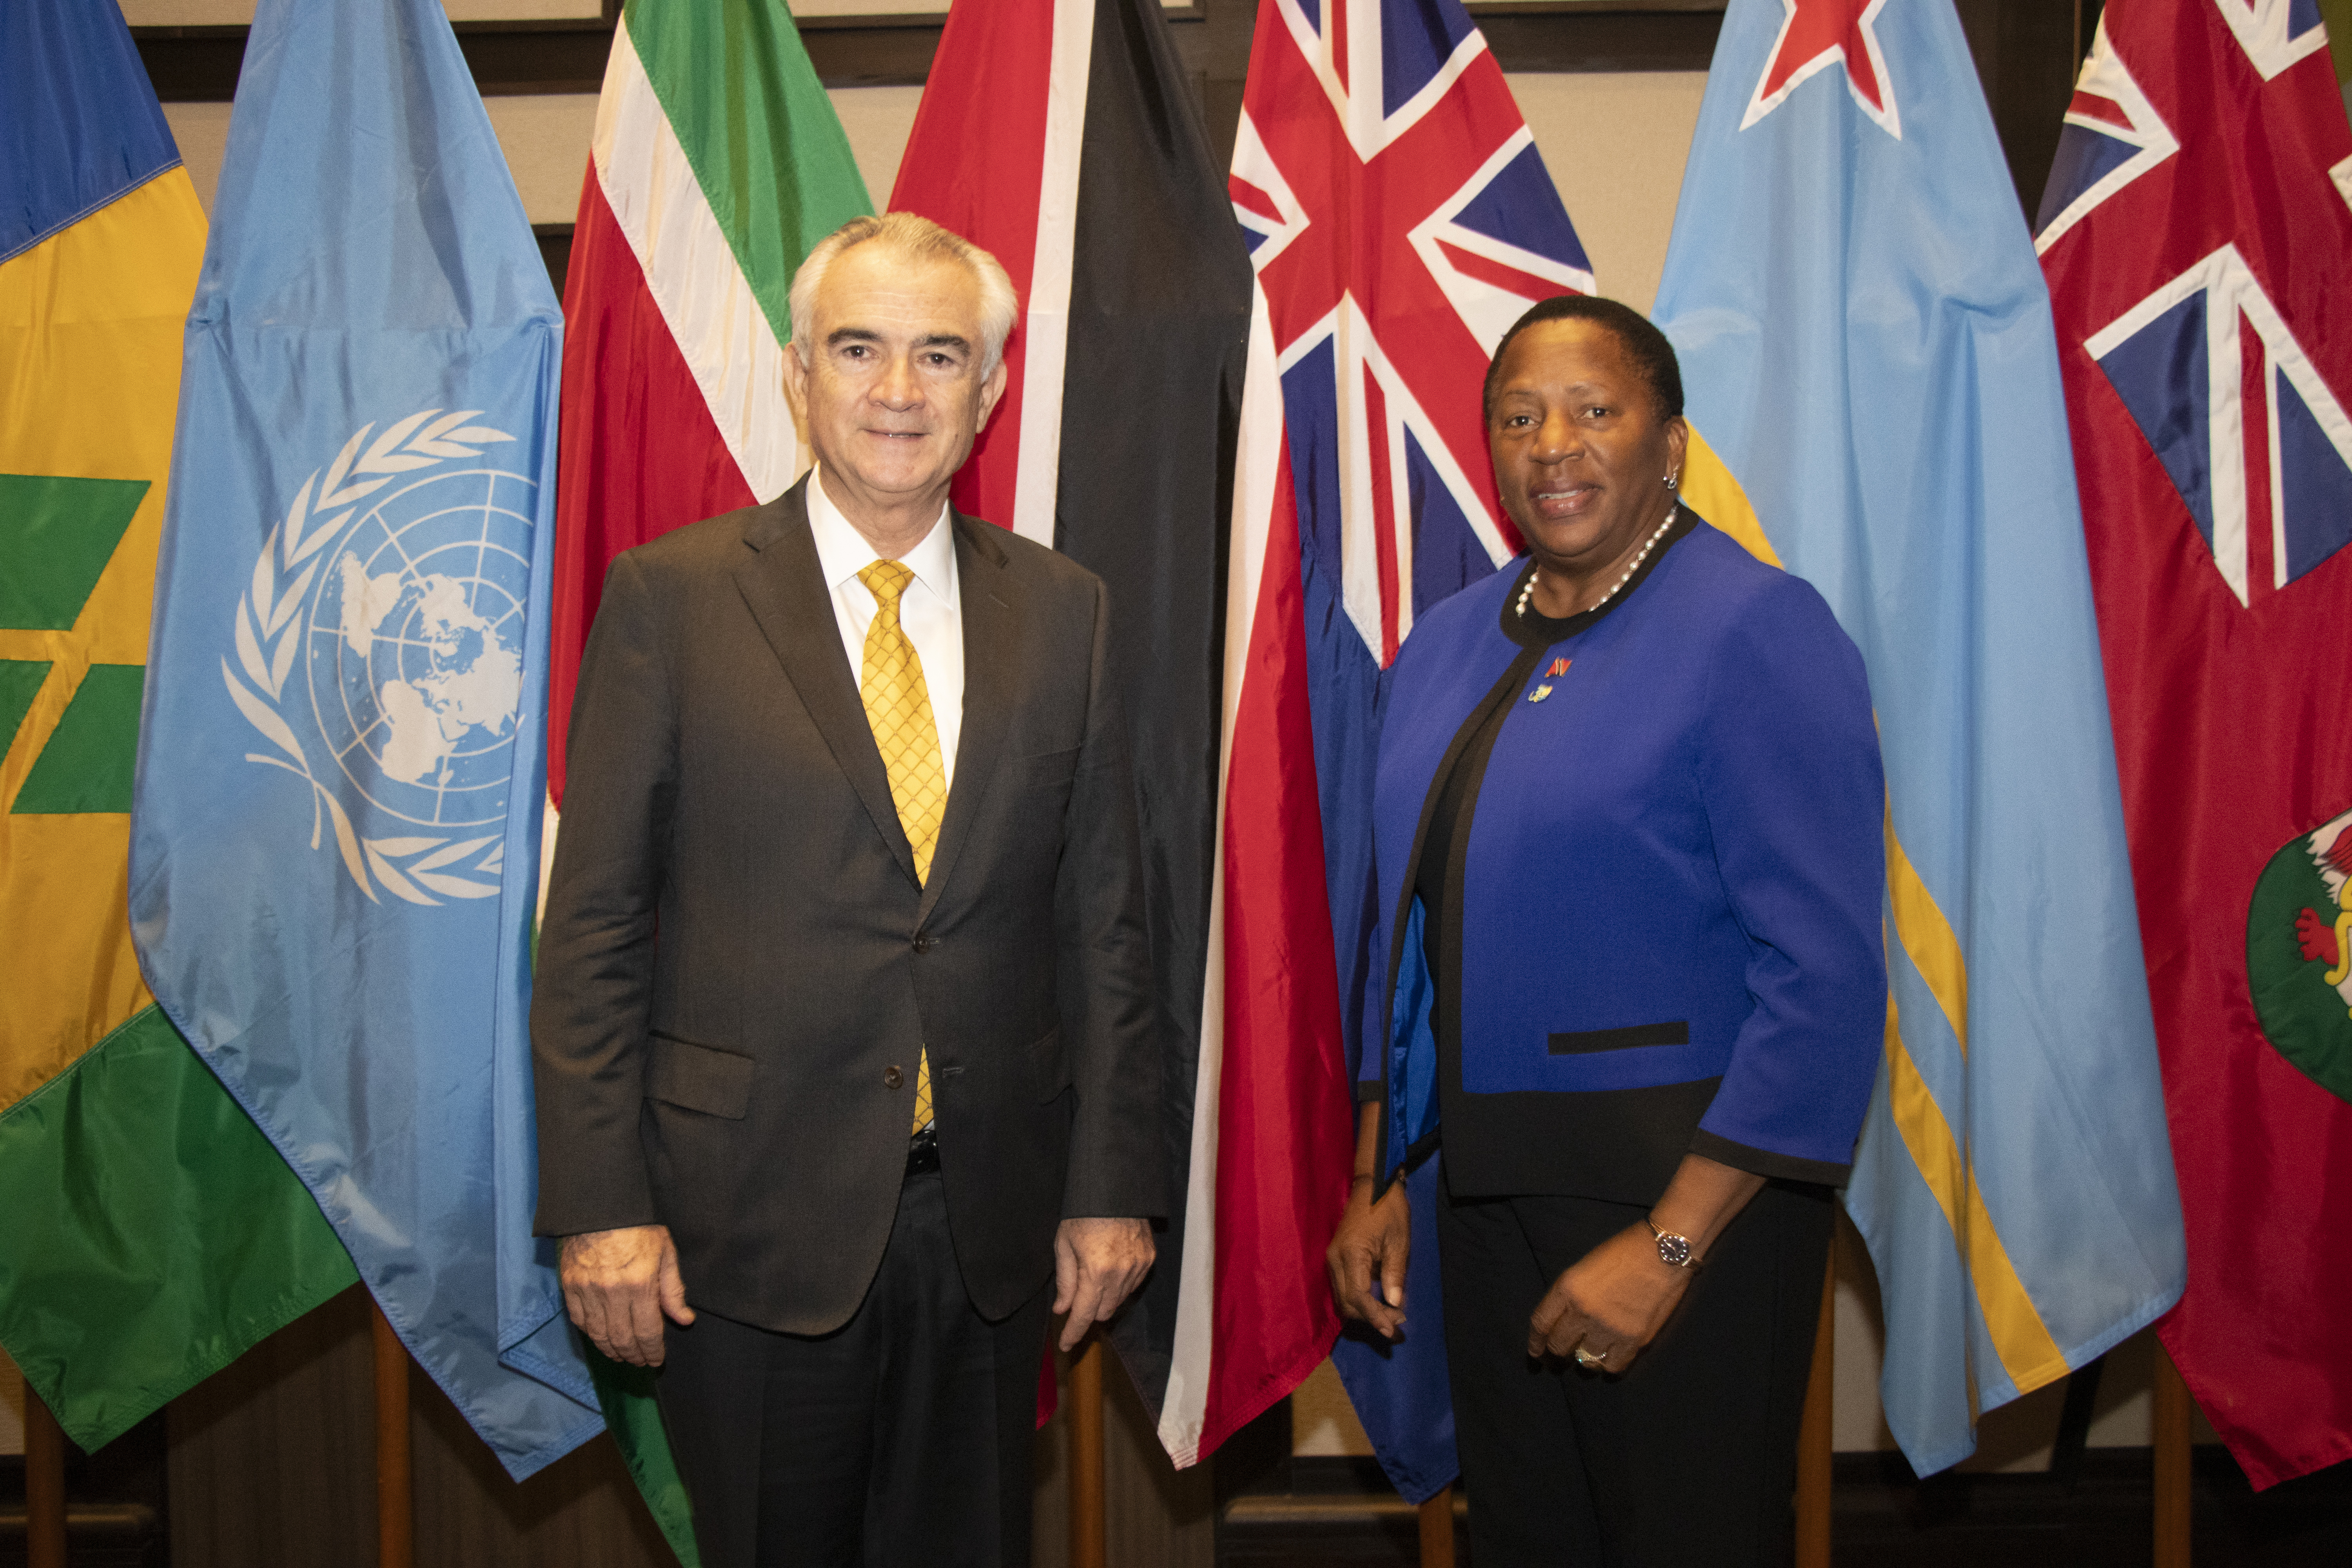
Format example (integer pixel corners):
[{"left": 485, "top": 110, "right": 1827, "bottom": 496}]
[{"left": 890, "top": 0, "right": 1254, "bottom": 1410}]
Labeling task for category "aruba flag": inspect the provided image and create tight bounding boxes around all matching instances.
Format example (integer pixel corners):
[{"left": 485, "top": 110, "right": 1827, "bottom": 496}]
[
  {"left": 1650, "top": 0, "right": 2185, "bottom": 1474},
  {"left": 131, "top": 0, "right": 597, "bottom": 1479},
  {"left": 0, "top": 0, "right": 358, "bottom": 1450}
]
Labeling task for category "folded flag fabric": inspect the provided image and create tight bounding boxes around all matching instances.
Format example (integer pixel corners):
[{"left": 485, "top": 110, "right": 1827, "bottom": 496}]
[
  {"left": 0, "top": 0, "right": 357, "bottom": 1453},
  {"left": 1652, "top": 0, "right": 2184, "bottom": 1476},
  {"left": 131, "top": 0, "right": 597, "bottom": 1480},
  {"left": 2036, "top": 0, "right": 2352, "bottom": 1489}
]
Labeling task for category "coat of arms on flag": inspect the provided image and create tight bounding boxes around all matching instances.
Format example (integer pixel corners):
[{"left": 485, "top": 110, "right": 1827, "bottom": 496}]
[
  {"left": 223, "top": 412, "right": 535, "bottom": 903},
  {"left": 2249, "top": 806, "right": 2352, "bottom": 1102}
]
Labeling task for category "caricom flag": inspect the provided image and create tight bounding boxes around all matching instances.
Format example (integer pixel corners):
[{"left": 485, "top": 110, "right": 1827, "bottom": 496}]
[
  {"left": 1651, "top": 0, "right": 2184, "bottom": 1475},
  {"left": 131, "top": 0, "right": 597, "bottom": 1479},
  {"left": 0, "top": 0, "right": 357, "bottom": 1452},
  {"left": 2036, "top": 0, "right": 2352, "bottom": 1489}
]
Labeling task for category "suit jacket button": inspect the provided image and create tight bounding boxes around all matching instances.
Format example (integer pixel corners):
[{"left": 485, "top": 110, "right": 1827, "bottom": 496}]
[
  {"left": 912, "top": 934, "right": 935, "bottom": 953},
  {"left": 884, "top": 1065, "right": 904, "bottom": 1090}
]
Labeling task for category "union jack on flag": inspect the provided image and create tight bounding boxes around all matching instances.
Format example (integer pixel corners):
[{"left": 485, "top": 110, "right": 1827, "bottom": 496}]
[
  {"left": 1160, "top": 0, "right": 1592, "bottom": 1496},
  {"left": 2038, "top": 4, "right": 2352, "bottom": 606}
]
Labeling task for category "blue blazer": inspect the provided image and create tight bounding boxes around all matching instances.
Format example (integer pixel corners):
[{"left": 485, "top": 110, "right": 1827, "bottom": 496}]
[{"left": 1365, "top": 518, "right": 1886, "bottom": 1204}]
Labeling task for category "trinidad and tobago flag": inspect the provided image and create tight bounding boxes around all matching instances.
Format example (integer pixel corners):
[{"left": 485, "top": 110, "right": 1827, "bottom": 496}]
[
  {"left": 1159, "top": 0, "right": 1594, "bottom": 1491},
  {"left": 889, "top": 0, "right": 1253, "bottom": 1422},
  {"left": 2037, "top": 0, "right": 2352, "bottom": 1488}
]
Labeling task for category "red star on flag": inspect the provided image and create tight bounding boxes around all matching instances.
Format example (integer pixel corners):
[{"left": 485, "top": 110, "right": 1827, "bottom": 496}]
[{"left": 1743, "top": 0, "right": 1901, "bottom": 137}]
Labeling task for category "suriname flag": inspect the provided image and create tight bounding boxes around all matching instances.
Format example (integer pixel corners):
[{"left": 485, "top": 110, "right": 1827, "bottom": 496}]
[{"left": 0, "top": 0, "right": 356, "bottom": 1449}]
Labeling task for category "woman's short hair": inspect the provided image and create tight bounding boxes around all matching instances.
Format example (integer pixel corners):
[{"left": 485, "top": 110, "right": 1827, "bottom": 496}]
[
  {"left": 788, "top": 212, "right": 1020, "bottom": 377},
  {"left": 1483, "top": 295, "right": 1684, "bottom": 424}
]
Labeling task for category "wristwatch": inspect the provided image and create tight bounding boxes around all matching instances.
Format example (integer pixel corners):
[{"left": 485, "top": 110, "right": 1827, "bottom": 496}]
[{"left": 1646, "top": 1217, "right": 1698, "bottom": 1269}]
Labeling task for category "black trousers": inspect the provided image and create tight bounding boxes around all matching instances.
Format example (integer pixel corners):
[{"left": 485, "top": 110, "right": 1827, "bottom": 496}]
[
  {"left": 1436, "top": 1173, "right": 1832, "bottom": 1568},
  {"left": 654, "top": 1171, "right": 1049, "bottom": 1568}
]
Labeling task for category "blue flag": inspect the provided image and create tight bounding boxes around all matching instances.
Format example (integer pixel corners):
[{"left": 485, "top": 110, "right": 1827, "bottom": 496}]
[
  {"left": 1649, "top": 0, "right": 2185, "bottom": 1474},
  {"left": 129, "top": 0, "right": 596, "bottom": 1478}
]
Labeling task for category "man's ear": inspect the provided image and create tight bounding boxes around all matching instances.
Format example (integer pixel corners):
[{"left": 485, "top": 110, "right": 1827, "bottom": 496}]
[
  {"left": 782, "top": 341, "right": 810, "bottom": 423},
  {"left": 973, "top": 359, "right": 1010, "bottom": 433}
]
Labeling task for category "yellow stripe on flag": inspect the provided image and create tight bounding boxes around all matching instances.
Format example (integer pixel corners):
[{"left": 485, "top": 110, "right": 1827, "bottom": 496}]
[
  {"left": 1691, "top": 423, "right": 2066, "bottom": 1396},
  {"left": 1886, "top": 800, "right": 1969, "bottom": 1051},
  {"left": 1677, "top": 425, "right": 1782, "bottom": 568},
  {"left": 1883, "top": 992, "right": 2071, "bottom": 1397},
  {"left": 0, "top": 169, "right": 204, "bottom": 1107}
]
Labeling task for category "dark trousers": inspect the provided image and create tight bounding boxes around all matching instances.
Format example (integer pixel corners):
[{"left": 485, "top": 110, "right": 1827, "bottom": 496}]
[
  {"left": 654, "top": 1172, "right": 1048, "bottom": 1568},
  {"left": 1436, "top": 1174, "right": 1832, "bottom": 1568}
]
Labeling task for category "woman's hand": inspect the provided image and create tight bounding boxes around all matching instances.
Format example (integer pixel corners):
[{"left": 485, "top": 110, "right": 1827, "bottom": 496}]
[
  {"left": 1328, "top": 1174, "right": 1414, "bottom": 1339},
  {"left": 1525, "top": 1151, "right": 1768, "bottom": 1371},
  {"left": 1525, "top": 1223, "right": 1690, "bottom": 1370}
]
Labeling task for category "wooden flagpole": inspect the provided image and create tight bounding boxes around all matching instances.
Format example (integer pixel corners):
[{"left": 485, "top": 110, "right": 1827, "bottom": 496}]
[
  {"left": 370, "top": 1298, "right": 414, "bottom": 1568},
  {"left": 2152, "top": 1340, "right": 2193, "bottom": 1568},
  {"left": 1067, "top": 1339, "right": 1106, "bottom": 1568},
  {"left": 1794, "top": 1234, "right": 1838, "bottom": 1568},
  {"left": 23, "top": 1387, "right": 67, "bottom": 1568},
  {"left": 1417, "top": 1485, "right": 1455, "bottom": 1566}
]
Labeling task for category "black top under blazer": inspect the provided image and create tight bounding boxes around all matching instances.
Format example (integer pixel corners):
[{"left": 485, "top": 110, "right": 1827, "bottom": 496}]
[{"left": 530, "top": 478, "right": 1164, "bottom": 1334}]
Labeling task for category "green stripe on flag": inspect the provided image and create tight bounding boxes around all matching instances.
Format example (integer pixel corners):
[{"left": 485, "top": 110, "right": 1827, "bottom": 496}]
[
  {"left": 0, "top": 659, "right": 49, "bottom": 754},
  {"left": 0, "top": 474, "right": 149, "bottom": 632},
  {"left": 622, "top": 0, "right": 872, "bottom": 350},
  {"left": 589, "top": 1346, "right": 703, "bottom": 1568},
  {"left": 14, "top": 663, "right": 143, "bottom": 814},
  {"left": 0, "top": 1004, "right": 358, "bottom": 1451}
]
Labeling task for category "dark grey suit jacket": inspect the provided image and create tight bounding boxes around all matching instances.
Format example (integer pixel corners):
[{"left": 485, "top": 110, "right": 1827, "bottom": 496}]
[{"left": 530, "top": 478, "right": 1163, "bottom": 1332}]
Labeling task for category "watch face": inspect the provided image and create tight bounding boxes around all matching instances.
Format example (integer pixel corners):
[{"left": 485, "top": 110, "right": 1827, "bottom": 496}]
[{"left": 1656, "top": 1232, "right": 1693, "bottom": 1268}]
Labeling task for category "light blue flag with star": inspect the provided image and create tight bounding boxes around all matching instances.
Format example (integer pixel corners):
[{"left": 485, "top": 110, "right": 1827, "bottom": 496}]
[
  {"left": 1650, "top": 0, "right": 2185, "bottom": 1475},
  {"left": 129, "top": 0, "right": 597, "bottom": 1477}
]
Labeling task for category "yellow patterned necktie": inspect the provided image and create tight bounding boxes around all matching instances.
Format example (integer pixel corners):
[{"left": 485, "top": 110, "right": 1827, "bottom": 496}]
[{"left": 857, "top": 559, "right": 942, "bottom": 1134}]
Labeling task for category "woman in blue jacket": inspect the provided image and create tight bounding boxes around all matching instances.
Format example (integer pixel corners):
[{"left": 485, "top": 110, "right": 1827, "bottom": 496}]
[{"left": 1327, "top": 296, "right": 1886, "bottom": 1565}]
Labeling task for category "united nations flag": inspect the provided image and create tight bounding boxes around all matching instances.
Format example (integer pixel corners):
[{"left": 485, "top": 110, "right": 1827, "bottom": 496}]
[{"left": 130, "top": 0, "right": 599, "bottom": 1481}]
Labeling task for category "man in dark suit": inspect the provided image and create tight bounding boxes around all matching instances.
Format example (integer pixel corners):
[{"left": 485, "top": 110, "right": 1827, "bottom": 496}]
[{"left": 531, "top": 212, "right": 1163, "bottom": 1567}]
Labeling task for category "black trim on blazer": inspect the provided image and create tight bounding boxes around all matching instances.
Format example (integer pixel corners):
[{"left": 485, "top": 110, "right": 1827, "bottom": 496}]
[
  {"left": 1370, "top": 642, "right": 1540, "bottom": 1195},
  {"left": 1549, "top": 1020, "right": 1691, "bottom": 1054}
]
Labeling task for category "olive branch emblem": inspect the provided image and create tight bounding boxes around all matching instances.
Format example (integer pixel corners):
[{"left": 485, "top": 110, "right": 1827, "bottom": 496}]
[{"left": 222, "top": 409, "right": 517, "bottom": 905}]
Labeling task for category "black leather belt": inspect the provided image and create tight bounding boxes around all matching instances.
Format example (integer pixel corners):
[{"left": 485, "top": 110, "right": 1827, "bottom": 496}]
[{"left": 905, "top": 1124, "right": 940, "bottom": 1177}]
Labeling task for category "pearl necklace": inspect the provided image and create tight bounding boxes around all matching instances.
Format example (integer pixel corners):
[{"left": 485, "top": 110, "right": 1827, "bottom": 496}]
[{"left": 1516, "top": 502, "right": 1680, "bottom": 621}]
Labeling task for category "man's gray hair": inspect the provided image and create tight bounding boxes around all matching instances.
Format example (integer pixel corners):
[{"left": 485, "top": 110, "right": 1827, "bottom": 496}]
[{"left": 788, "top": 212, "right": 1020, "bottom": 378}]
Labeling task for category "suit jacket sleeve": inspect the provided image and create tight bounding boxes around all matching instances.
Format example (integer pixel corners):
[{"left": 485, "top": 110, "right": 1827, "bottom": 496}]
[
  {"left": 1052, "top": 572, "right": 1167, "bottom": 1222},
  {"left": 1690, "top": 577, "right": 1887, "bottom": 1183},
  {"left": 530, "top": 550, "right": 677, "bottom": 1236}
]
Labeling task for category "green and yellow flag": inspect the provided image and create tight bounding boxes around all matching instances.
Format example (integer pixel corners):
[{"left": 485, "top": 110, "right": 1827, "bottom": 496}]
[{"left": 0, "top": 0, "right": 355, "bottom": 1450}]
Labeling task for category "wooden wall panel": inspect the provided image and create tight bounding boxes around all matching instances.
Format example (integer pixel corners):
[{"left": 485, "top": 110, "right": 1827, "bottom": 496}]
[
  {"left": 167, "top": 1288, "right": 375, "bottom": 1566},
  {"left": 164, "top": 1287, "right": 1209, "bottom": 1567}
]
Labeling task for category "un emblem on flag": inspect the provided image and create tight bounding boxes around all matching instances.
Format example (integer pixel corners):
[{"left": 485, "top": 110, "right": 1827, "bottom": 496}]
[
  {"left": 2247, "top": 806, "right": 2352, "bottom": 1103},
  {"left": 223, "top": 411, "right": 536, "bottom": 906}
]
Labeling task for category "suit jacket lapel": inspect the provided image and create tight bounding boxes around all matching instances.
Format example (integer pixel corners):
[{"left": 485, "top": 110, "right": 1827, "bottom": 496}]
[
  {"left": 920, "top": 511, "right": 1015, "bottom": 923},
  {"left": 733, "top": 480, "right": 920, "bottom": 888}
]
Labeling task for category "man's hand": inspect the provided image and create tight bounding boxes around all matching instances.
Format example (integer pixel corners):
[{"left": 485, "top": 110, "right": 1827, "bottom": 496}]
[
  {"left": 1327, "top": 1176, "right": 1412, "bottom": 1340},
  {"left": 1053, "top": 1217, "right": 1154, "bottom": 1352},
  {"left": 560, "top": 1224, "right": 695, "bottom": 1367},
  {"left": 1526, "top": 1224, "right": 1691, "bottom": 1371}
]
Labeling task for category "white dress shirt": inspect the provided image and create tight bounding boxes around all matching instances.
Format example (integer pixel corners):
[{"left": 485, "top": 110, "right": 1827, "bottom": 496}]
[{"left": 804, "top": 468, "right": 965, "bottom": 790}]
